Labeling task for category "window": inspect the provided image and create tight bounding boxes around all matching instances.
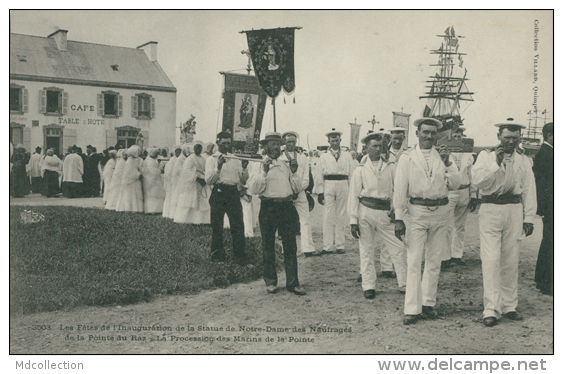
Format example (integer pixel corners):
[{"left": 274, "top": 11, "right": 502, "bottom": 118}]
[
  {"left": 116, "top": 126, "right": 141, "bottom": 149},
  {"left": 132, "top": 93, "right": 155, "bottom": 119},
  {"left": 10, "top": 84, "right": 28, "bottom": 113},
  {"left": 40, "top": 87, "right": 68, "bottom": 115},
  {"left": 98, "top": 91, "right": 122, "bottom": 117}
]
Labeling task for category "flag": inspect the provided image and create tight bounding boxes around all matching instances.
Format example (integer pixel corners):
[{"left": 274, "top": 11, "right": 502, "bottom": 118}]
[
  {"left": 451, "top": 26, "right": 456, "bottom": 38},
  {"left": 458, "top": 55, "right": 464, "bottom": 68},
  {"left": 349, "top": 123, "right": 362, "bottom": 152},
  {"left": 444, "top": 27, "right": 450, "bottom": 36},
  {"left": 221, "top": 72, "right": 268, "bottom": 156},
  {"left": 245, "top": 28, "right": 296, "bottom": 98}
]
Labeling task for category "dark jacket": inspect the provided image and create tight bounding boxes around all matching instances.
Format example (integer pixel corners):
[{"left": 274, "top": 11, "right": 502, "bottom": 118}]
[{"left": 532, "top": 143, "right": 553, "bottom": 217}]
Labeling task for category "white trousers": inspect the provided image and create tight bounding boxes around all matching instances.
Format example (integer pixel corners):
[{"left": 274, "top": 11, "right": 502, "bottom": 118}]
[
  {"left": 358, "top": 205, "right": 407, "bottom": 291},
  {"left": 404, "top": 204, "right": 450, "bottom": 315},
  {"left": 443, "top": 189, "right": 471, "bottom": 261},
  {"left": 322, "top": 180, "right": 349, "bottom": 251},
  {"left": 478, "top": 203, "right": 522, "bottom": 319},
  {"left": 294, "top": 191, "right": 315, "bottom": 253},
  {"left": 379, "top": 244, "right": 394, "bottom": 272}
]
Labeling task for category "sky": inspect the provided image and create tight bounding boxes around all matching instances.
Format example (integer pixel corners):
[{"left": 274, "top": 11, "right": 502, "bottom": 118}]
[{"left": 9, "top": 9, "right": 554, "bottom": 149}]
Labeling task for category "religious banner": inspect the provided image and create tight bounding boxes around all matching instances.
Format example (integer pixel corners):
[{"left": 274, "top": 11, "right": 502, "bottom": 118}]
[
  {"left": 392, "top": 111, "right": 411, "bottom": 149},
  {"left": 221, "top": 72, "right": 268, "bottom": 156},
  {"left": 349, "top": 122, "right": 362, "bottom": 153},
  {"left": 244, "top": 28, "right": 296, "bottom": 98}
]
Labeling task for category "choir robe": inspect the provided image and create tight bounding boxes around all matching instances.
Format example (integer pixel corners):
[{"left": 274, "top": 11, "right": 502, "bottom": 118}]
[
  {"left": 116, "top": 157, "right": 144, "bottom": 213},
  {"left": 105, "top": 157, "right": 126, "bottom": 210},
  {"left": 174, "top": 153, "right": 211, "bottom": 224},
  {"left": 161, "top": 156, "right": 177, "bottom": 218},
  {"left": 142, "top": 156, "right": 165, "bottom": 214}
]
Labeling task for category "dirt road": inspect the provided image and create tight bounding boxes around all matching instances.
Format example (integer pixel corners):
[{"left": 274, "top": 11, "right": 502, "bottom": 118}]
[{"left": 9, "top": 197, "right": 553, "bottom": 354}]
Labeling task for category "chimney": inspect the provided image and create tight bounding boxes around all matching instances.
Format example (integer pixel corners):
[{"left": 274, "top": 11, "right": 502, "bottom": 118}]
[
  {"left": 47, "top": 29, "right": 68, "bottom": 52},
  {"left": 137, "top": 41, "right": 158, "bottom": 62}
]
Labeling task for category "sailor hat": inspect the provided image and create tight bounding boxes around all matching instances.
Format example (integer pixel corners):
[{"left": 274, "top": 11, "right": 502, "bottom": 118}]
[
  {"left": 361, "top": 129, "right": 389, "bottom": 144},
  {"left": 389, "top": 127, "right": 407, "bottom": 133},
  {"left": 494, "top": 118, "right": 527, "bottom": 130},
  {"left": 413, "top": 117, "right": 443, "bottom": 129},
  {"left": 325, "top": 128, "right": 343, "bottom": 137},
  {"left": 281, "top": 131, "right": 299, "bottom": 139},
  {"left": 259, "top": 132, "right": 283, "bottom": 145}
]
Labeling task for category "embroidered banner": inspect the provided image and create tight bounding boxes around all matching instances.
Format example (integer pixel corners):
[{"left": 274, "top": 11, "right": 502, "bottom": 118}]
[
  {"left": 221, "top": 72, "right": 268, "bottom": 156},
  {"left": 245, "top": 28, "right": 296, "bottom": 98},
  {"left": 349, "top": 123, "right": 362, "bottom": 153},
  {"left": 392, "top": 111, "right": 411, "bottom": 150}
]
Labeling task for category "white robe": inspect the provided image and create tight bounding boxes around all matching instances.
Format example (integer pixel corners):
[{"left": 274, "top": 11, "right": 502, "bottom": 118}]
[
  {"left": 168, "top": 154, "right": 186, "bottom": 219},
  {"left": 116, "top": 157, "right": 144, "bottom": 213},
  {"left": 62, "top": 153, "right": 83, "bottom": 183},
  {"left": 161, "top": 156, "right": 176, "bottom": 218},
  {"left": 105, "top": 158, "right": 125, "bottom": 210},
  {"left": 174, "top": 154, "right": 211, "bottom": 224},
  {"left": 142, "top": 157, "right": 165, "bottom": 214},
  {"left": 102, "top": 158, "right": 116, "bottom": 203},
  {"left": 28, "top": 153, "right": 44, "bottom": 178}
]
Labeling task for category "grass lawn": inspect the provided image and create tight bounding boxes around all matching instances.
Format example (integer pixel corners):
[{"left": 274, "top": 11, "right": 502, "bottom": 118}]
[{"left": 10, "top": 206, "right": 274, "bottom": 315}]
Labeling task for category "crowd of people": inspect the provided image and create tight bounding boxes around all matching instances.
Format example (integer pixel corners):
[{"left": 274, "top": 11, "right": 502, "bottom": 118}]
[{"left": 9, "top": 118, "right": 553, "bottom": 327}]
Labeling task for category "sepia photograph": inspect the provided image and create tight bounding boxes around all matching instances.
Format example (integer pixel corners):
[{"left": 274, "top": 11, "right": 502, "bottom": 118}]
[{"left": 8, "top": 8, "right": 554, "bottom": 366}]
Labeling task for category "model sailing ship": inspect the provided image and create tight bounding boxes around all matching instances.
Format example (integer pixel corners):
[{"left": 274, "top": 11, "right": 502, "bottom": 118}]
[
  {"left": 420, "top": 26, "right": 474, "bottom": 152},
  {"left": 520, "top": 109, "right": 549, "bottom": 156}
]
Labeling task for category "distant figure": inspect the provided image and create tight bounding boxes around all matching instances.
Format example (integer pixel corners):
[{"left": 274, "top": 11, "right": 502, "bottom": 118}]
[
  {"left": 162, "top": 146, "right": 180, "bottom": 218},
  {"left": 116, "top": 145, "right": 144, "bottom": 213},
  {"left": 84, "top": 146, "right": 102, "bottom": 197},
  {"left": 102, "top": 150, "right": 117, "bottom": 204},
  {"left": 41, "top": 148, "right": 63, "bottom": 197},
  {"left": 168, "top": 143, "right": 189, "bottom": 219},
  {"left": 10, "top": 144, "right": 31, "bottom": 197},
  {"left": 62, "top": 146, "right": 84, "bottom": 198},
  {"left": 142, "top": 148, "right": 165, "bottom": 214},
  {"left": 533, "top": 122, "right": 553, "bottom": 296},
  {"left": 105, "top": 149, "right": 126, "bottom": 210},
  {"left": 28, "top": 146, "right": 44, "bottom": 194}
]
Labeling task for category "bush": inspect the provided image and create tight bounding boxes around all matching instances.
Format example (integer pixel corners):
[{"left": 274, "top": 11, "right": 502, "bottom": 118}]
[{"left": 10, "top": 206, "right": 280, "bottom": 315}]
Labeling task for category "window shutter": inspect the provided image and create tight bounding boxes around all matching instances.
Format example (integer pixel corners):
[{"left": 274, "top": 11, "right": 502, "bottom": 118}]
[
  {"left": 117, "top": 95, "right": 123, "bottom": 117},
  {"left": 141, "top": 130, "right": 149, "bottom": 148},
  {"left": 61, "top": 91, "right": 68, "bottom": 115},
  {"left": 97, "top": 94, "right": 104, "bottom": 116},
  {"left": 150, "top": 97, "right": 156, "bottom": 119},
  {"left": 63, "top": 128, "right": 78, "bottom": 152},
  {"left": 22, "top": 89, "right": 29, "bottom": 113},
  {"left": 131, "top": 96, "right": 138, "bottom": 118},
  {"left": 23, "top": 127, "right": 32, "bottom": 153},
  {"left": 106, "top": 129, "right": 118, "bottom": 149},
  {"left": 39, "top": 90, "right": 47, "bottom": 113}
]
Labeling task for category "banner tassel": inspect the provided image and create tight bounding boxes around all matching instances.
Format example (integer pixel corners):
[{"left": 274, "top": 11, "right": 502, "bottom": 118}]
[
  {"left": 293, "top": 96, "right": 296, "bottom": 104},
  {"left": 284, "top": 97, "right": 286, "bottom": 104}
]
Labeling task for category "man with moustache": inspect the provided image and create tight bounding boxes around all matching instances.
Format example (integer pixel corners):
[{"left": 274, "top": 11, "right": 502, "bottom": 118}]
[
  {"left": 394, "top": 118, "right": 461, "bottom": 325},
  {"left": 248, "top": 132, "right": 305, "bottom": 295},
  {"left": 472, "top": 119, "right": 537, "bottom": 327}
]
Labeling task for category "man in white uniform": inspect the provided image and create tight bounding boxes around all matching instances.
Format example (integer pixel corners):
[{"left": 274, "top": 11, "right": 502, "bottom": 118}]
[
  {"left": 394, "top": 118, "right": 461, "bottom": 325},
  {"left": 349, "top": 130, "right": 407, "bottom": 299},
  {"left": 281, "top": 131, "right": 318, "bottom": 257},
  {"left": 442, "top": 128, "right": 478, "bottom": 268},
  {"left": 472, "top": 119, "right": 536, "bottom": 327},
  {"left": 316, "top": 128, "right": 355, "bottom": 254}
]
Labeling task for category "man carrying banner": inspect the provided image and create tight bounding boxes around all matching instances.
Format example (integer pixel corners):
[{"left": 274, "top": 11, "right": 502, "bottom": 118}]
[
  {"left": 316, "top": 128, "right": 355, "bottom": 254},
  {"left": 394, "top": 118, "right": 461, "bottom": 325},
  {"left": 205, "top": 131, "right": 250, "bottom": 266},
  {"left": 281, "top": 131, "right": 318, "bottom": 257},
  {"left": 472, "top": 119, "right": 536, "bottom": 327},
  {"left": 248, "top": 132, "right": 305, "bottom": 295},
  {"left": 349, "top": 130, "right": 407, "bottom": 299}
]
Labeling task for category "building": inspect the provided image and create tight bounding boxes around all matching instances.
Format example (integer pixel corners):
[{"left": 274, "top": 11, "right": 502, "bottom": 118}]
[{"left": 10, "top": 29, "right": 176, "bottom": 155}]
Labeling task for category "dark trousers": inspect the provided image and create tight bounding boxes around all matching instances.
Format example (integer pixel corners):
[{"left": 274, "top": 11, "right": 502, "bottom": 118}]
[
  {"left": 535, "top": 214, "right": 553, "bottom": 295},
  {"left": 31, "top": 177, "right": 43, "bottom": 194},
  {"left": 259, "top": 199, "right": 299, "bottom": 289},
  {"left": 209, "top": 185, "right": 246, "bottom": 262},
  {"left": 43, "top": 170, "right": 60, "bottom": 197}
]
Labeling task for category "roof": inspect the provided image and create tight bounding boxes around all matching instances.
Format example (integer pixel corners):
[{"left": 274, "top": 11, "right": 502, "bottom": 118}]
[{"left": 10, "top": 33, "right": 175, "bottom": 91}]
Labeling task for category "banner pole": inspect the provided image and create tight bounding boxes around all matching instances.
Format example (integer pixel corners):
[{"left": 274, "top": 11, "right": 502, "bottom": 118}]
[{"left": 272, "top": 97, "right": 277, "bottom": 132}]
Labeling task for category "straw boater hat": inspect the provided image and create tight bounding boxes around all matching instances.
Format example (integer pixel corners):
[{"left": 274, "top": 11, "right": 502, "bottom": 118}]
[
  {"left": 413, "top": 117, "right": 443, "bottom": 130},
  {"left": 281, "top": 131, "right": 299, "bottom": 140},
  {"left": 325, "top": 128, "right": 343, "bottom": 137},
  {"left": 389, "top": 127, "right": 407, "bottom": 133},
  {"left": 494, "top": 118, "right": 527, "bottom": 130},
  {"left": 259, "top": 132, "right": 283, "bottom": 145},
  {"left": 361, "top": 129, "right": 390, "bottom": 144}
]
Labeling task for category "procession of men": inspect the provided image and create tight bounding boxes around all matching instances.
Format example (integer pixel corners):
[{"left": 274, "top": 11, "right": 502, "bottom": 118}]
[{"left": 9, "top": 117, "right": 553, "bottom": 327}]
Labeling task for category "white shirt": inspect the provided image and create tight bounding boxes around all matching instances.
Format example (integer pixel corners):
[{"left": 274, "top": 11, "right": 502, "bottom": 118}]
[
  {"left": 315, "top": 147, "right": 355, "bottom": 194},
  {"left": 248, "top": 157, "right": 302, "bottom": 198},
  {"left": 205, "top": 152, "right": 248, "bottom": 187},
  {"left": 393, "top": 144, "right": 461, "bottom": 220},
  {"left": 450, "top": 152, "right": 476, "bottom": 197},
  {"left": 280, "top": 150, "right": 309, "bottom": 192},
  {"left": 62, "top": 153, "right": 84, "bottom": 183},
  {"left": 471, "top": 150, "right": 537, "bottom": 223},
  {"left": 348, "top": 157, "right": 395, "bottom": 225}
]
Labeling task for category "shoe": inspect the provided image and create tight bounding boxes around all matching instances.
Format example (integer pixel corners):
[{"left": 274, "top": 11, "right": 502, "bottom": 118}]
[
  {"left": 357, "top": 275, "right": 362, "bottom": 283},
  {"left": 319, "top": 250, "right": 330, "bottom": 255},
  {"left": 483, "top": 317, "right": 498, "bottom": 327},
  {"left": 334, "top": 249, "right": 345, "bottom": 254},
  {"left": 451, "top": 258, "right": 466, "bottom": 266},
  {"left": 304, "top": 252, "right": 320, "bottom": 257},
  {"left": 503, "top": 311, "right": 523, "bottom": 321},
  {"left": 422, "top": 306, "right": 438, "bottom": 320},
  {"left": 364, "top": 289, "right": 376, "bottom": 299},
  {"left": 381, "top": 271, "right": 396, "bottom": 278},
  {"left": 441, "top": 259, "right": 452, "bottom": 270},
  {"left": 398, "top": 287, "right": 406, "bottom": 294},
  {"left": 266, "top": 285, "right": 278, "bottom": 294},
  {"left": 287, "top": 286, "right": 306, "bottom": 295},
  {"left": 403, "top": 314, "right": 420, "bottom": 325}
]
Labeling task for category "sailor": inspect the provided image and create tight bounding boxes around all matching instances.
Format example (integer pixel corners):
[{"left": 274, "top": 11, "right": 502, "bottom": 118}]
[
  {"left": 348, "top": 130, "right": 407, "bottom": 299},
  {"left": 281, "top": 131, "right": 318, "bottom": 257},
  {"left": 248, "top": 132, "right": 305, "bottom": 295},
  {"left": 316, "top": 128, "right": 355, "bottom": 254},
  {"left": 205, "top": 131, "right": 250, "bottom": 265},
  {"left": 393, "top": 118, "right": 462, "bottom": 325},
  {"left": 472, "top": 119, "right": 536, "bottom": 327},
  {"left": 442, "top": 127, "right": 478, "bottom": 268}
]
